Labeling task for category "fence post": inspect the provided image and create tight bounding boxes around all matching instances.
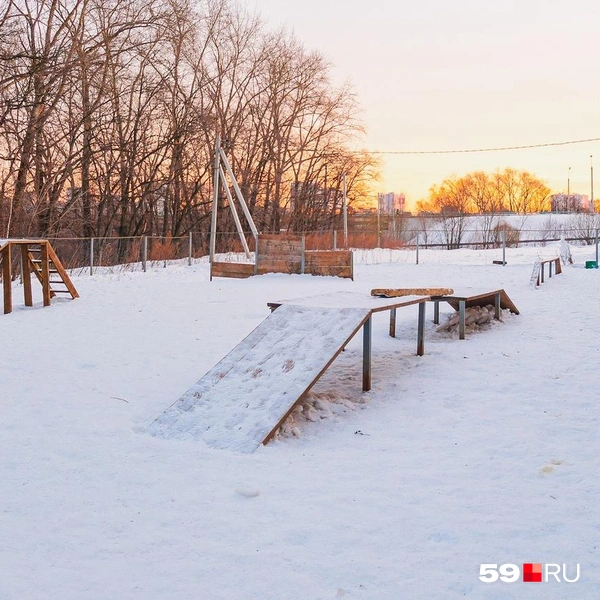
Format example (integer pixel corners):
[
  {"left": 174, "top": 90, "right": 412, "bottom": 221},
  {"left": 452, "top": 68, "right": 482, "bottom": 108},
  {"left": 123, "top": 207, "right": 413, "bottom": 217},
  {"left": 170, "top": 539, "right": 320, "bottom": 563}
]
[
  {"left": 142, "top": 236, "right": 148, "bottom": 272},
  {"left": 301, "top": 235, "right": 306, "bottom": 275},
  {"left": 188, "top": 232, "right": 193, "bottom": 266},
  {"left": 254, "top": 233, "right": 259, "bottom": 276},
  {"left": 333, "top": 230, "right": 337, "bottom": 250},
  {"left": 596, "top": 229, "right": 599, "bottom": 265},
  {"left": 502, "top": 229, "right": 506, "bottom": 265},
  {"left": 90, "top": 238, "right": 94, "bottom": 276},
  {"left": 416, "top": 233, "right": 420, "bottom": 265}
]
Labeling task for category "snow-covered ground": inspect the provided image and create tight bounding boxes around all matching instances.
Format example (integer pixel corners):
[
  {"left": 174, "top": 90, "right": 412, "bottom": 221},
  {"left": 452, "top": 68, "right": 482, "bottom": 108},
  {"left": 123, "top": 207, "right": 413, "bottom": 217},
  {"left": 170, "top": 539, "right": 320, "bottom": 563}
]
[{"left": 1, "top": 243, "right": 599, "bottom": 599}]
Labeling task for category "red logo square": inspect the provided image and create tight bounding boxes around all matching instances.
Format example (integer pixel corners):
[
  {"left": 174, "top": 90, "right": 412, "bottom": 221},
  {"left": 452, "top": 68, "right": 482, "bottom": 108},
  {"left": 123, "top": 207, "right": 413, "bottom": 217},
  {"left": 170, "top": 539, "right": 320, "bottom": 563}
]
[{"left": 523, "top": 563, "right": 543, "bottom": 582}]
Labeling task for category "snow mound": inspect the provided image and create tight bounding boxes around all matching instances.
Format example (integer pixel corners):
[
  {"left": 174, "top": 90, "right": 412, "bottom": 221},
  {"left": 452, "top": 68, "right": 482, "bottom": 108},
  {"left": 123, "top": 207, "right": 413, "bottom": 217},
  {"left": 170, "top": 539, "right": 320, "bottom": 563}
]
[{"left": 272, "top": 391, "right": 364, "bottom": 442}]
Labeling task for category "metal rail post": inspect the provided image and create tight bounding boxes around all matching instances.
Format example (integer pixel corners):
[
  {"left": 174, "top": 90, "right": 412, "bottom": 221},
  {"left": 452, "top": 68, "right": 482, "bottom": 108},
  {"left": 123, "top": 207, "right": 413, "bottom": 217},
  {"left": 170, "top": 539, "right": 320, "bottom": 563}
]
[{"left": 362, "top": 316, "right": 372, "bottom": 391}]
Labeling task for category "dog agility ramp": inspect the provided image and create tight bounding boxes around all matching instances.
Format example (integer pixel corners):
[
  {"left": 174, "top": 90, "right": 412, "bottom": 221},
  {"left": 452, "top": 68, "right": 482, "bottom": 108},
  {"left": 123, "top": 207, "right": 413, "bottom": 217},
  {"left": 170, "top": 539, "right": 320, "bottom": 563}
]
[{"left": 147, "top": 304, "right": 371, "bottom": 453}]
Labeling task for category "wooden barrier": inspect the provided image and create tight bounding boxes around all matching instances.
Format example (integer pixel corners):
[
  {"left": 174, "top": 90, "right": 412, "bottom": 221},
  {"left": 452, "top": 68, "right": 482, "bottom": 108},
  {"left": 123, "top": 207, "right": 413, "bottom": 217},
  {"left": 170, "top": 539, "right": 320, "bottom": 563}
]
[
  {"left": 211, "top": 234, "right": 353, "bottom": 280},
  {"left": 257, "top": 234, "right": 302, "bottom": 275},
  {"left": 210, "top": 262, "right": 255, "bottom": 279},
  {"left": 305, "top": 250, "right": 353, "bottom": 279}
]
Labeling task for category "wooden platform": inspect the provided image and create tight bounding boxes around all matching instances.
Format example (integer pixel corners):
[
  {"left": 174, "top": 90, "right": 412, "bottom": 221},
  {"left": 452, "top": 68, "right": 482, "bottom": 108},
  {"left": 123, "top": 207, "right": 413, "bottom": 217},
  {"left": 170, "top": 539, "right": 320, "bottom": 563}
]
[
  {"left": 435, "top": 289, "right": 519, "bottom": 315},
  {"left": 430, "top": 289, "right": 519, "bottom": 339},
  {"left": 148, "top": 292, "right": 432, "bottom": 452}
]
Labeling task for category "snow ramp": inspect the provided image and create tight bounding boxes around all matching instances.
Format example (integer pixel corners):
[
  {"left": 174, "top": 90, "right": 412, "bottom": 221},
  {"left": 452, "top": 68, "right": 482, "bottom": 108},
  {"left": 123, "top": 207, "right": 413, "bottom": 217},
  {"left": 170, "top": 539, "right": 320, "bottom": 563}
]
[{"left": 147, "top": 304, "right": 371, "bottom": 453}]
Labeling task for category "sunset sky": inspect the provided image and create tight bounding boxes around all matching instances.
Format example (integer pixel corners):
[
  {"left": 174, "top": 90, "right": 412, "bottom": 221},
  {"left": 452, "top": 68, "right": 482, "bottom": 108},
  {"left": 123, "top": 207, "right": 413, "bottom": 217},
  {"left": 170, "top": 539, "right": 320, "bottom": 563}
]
[{"left": 252, "top": 0, "right": 599, "bottom": 209}]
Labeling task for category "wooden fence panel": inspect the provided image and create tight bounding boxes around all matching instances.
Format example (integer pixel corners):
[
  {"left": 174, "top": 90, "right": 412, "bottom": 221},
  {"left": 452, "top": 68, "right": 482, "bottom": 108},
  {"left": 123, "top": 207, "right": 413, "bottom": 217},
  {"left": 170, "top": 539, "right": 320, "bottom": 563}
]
[
  {"left": 257, "top": 234, "right": 302, "bottom": 275},
  {"left": 305, "top": 250, "right": 353, "bottom": 279},
  {"left": 211, "top": 262, "right": 255, "bottom": 279}
]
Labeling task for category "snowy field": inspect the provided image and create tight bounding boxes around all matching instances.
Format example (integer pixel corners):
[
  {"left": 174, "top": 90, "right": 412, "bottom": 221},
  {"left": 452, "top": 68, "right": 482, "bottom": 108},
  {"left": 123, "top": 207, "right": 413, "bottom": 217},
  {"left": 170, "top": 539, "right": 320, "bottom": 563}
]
[{"left": 1, "top": 244, "right": 599, "bottom": 599}]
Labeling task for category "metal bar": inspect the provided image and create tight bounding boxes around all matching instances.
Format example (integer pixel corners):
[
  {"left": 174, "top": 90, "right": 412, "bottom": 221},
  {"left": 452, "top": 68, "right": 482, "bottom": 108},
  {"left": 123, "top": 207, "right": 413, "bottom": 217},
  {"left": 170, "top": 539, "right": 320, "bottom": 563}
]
[
  {"left": 209, "top": 135, "right": 220, "bottom": 270},
  {"left": 416, "top": 233, "right": 420, "bottom": 265},
  {"left": 219, "top": 164, "right": 251, "bottom": 259},
  {"left": 301, "top": 236, "right": 306, "bottom": 275},
  {"left": 389, "top": 307, "right": 396, "bottom": 338},
  {"left": 333, "top": 229, "right": 337, "bottom": 251},
  {"left": 433, "top": 300, "right": 440, "bottom": 325},
  {"left": 541, "top": 263, "right": 545, "bottom": 283},
  {"left": 362, "top": 316, "right": 372, "bottom": 392},
  {"left": 219, "top": 148, "right": 259, "bottom": 239},
  {"left": 549, "top": 260, "right": 553, "bottom": 278},
  {"left": 90, "top": 238, "right": 94, "bottom": 276},
  {"left": 142, "top": 236, "right": 148, "bottom": 272},
  {"left": 494, "top": 293, "right": 501, "bottom": 321},
  {"left": 188, "top": 232, "right": 193, "bottom": 266},
  {"left": 254, "top": 234, "right": 258, "bottom": 276},
  {"left": 417, "top": 302, "right": 426, "bottom": 356},
  {"left": 502, "top": 229, "right": 506, "bottom": 265},
  {"left": 458, "top": 299, "right": 466, "bottom": 340}
]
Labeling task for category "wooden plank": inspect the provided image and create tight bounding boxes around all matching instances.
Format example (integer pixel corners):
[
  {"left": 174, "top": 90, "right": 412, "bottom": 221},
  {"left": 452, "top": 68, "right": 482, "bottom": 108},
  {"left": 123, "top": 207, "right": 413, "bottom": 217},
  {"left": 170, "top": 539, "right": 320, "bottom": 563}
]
[
  {"left": 257, "top": 258, "right": 301, "bottom": 275},
  {"left": 47, "top": 243, "right": 79, "bottom": 298},
  {"left": 257, "top": 234, "right": 303, "bottom": 259},
  {"left": 40, "top": 242, "right": 51, "bottom": 306},
  {"left": 146, "top": 304, "right": 371, "bottom": 453},
  {"left": 438, "top": 289, "right": 520, "bottom": 315},
  {"left": 305, "top": 250, "right": 353, "bottom": 279},
  {"left": 554, "top": 257, "right": 562, "bottom": 274},
  {"left": 21, "top": 244, "right": 33, "bottom": 306},
  {"left": 372, "top": 287, "right": 454, "bottom": 298},
  {"left": 267, "top": 291, "right": 431, "bottom": 313},
  {"left": 2, "top": 244, "right": 12, "bottom": 314},
  {"left": 211, "top": 261, "right": 255, "bottom": 279}
]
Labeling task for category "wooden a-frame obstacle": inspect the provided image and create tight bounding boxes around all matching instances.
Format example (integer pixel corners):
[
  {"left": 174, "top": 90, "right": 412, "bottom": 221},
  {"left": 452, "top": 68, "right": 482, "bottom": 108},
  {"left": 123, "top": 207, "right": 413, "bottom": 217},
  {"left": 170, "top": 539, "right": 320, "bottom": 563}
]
[
  {"left": 209, "top": 136, "right": 353, "bottom": 280},
  {"left": 1, "top": 239, "right": 79, "bottom": 314}
]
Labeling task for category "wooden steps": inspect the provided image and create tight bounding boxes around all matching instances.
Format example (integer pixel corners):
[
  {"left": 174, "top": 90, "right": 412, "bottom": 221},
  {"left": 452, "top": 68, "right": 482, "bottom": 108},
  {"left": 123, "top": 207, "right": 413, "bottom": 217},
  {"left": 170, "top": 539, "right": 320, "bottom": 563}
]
[
  {"left": 1, "top": 239, "right": 78, "bottom": 314},
  {"left": 26, "top": 242, "right": 79, "bottom": 300}
]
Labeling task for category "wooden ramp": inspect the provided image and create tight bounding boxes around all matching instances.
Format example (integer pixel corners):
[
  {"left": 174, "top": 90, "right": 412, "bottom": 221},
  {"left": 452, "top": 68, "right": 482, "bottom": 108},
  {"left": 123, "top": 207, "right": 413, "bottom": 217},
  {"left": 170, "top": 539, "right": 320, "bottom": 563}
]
[
  {"left": 430, "top": 288, "right": 519, "bottom": 340},
  {"left": 438, "top": 289, "right": 519, "bottom": 315},
  {"left": 147, "top": 304, "right": 371, "bottom": 453}
]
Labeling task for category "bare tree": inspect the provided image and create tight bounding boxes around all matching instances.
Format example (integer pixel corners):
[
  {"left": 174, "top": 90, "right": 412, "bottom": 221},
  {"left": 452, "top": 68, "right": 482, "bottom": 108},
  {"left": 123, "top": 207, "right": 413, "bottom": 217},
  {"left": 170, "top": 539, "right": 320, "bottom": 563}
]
[{"left": 0, "top": 0, "right": 378, "bottom": 242}]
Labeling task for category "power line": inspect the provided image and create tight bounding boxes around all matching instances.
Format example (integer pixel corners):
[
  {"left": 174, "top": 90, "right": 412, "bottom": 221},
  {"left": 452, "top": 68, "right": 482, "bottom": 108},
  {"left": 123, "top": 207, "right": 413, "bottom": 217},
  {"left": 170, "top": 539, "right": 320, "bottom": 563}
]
[{"left": 369, "top": 136, "right": 600, "bottom": 155}]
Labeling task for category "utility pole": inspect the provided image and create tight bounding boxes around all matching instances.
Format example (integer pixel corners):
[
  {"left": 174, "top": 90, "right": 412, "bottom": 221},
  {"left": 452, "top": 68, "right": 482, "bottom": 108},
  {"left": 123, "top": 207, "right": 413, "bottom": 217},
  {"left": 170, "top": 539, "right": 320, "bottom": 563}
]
[
  {"left": 342, "top": 173, "right": 348, "bottom": 247},
  {"left": 567, "top": 166, "right": 571, "bottom": 211},
  {"left": 591, "top": 155, "right": 594, "bottom": 211}
]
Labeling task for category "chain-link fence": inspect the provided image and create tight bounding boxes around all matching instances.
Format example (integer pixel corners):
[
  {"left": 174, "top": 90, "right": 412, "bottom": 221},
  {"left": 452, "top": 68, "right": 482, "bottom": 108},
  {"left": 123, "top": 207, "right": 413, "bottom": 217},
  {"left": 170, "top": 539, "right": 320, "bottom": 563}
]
[{"left": 2, "top": 213, "right": 599, "bottom": 279}]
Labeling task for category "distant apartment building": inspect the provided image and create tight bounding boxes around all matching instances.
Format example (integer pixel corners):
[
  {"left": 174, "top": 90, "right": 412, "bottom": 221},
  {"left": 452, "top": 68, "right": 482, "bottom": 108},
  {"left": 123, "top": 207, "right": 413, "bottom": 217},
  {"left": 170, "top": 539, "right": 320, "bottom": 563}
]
[
  {"left": 377, "top": 192, "right": 406, "bottom": 215},
  {"left": 550, "top": 193, "right": 591, "bottom": 212}
]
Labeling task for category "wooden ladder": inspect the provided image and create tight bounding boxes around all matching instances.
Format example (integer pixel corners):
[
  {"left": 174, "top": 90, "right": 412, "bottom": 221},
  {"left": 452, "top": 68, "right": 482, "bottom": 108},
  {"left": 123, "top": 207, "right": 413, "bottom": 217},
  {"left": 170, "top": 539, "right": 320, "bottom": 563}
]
[{"left": 25, "top": 241, "right": 79, "bottom": 303}]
